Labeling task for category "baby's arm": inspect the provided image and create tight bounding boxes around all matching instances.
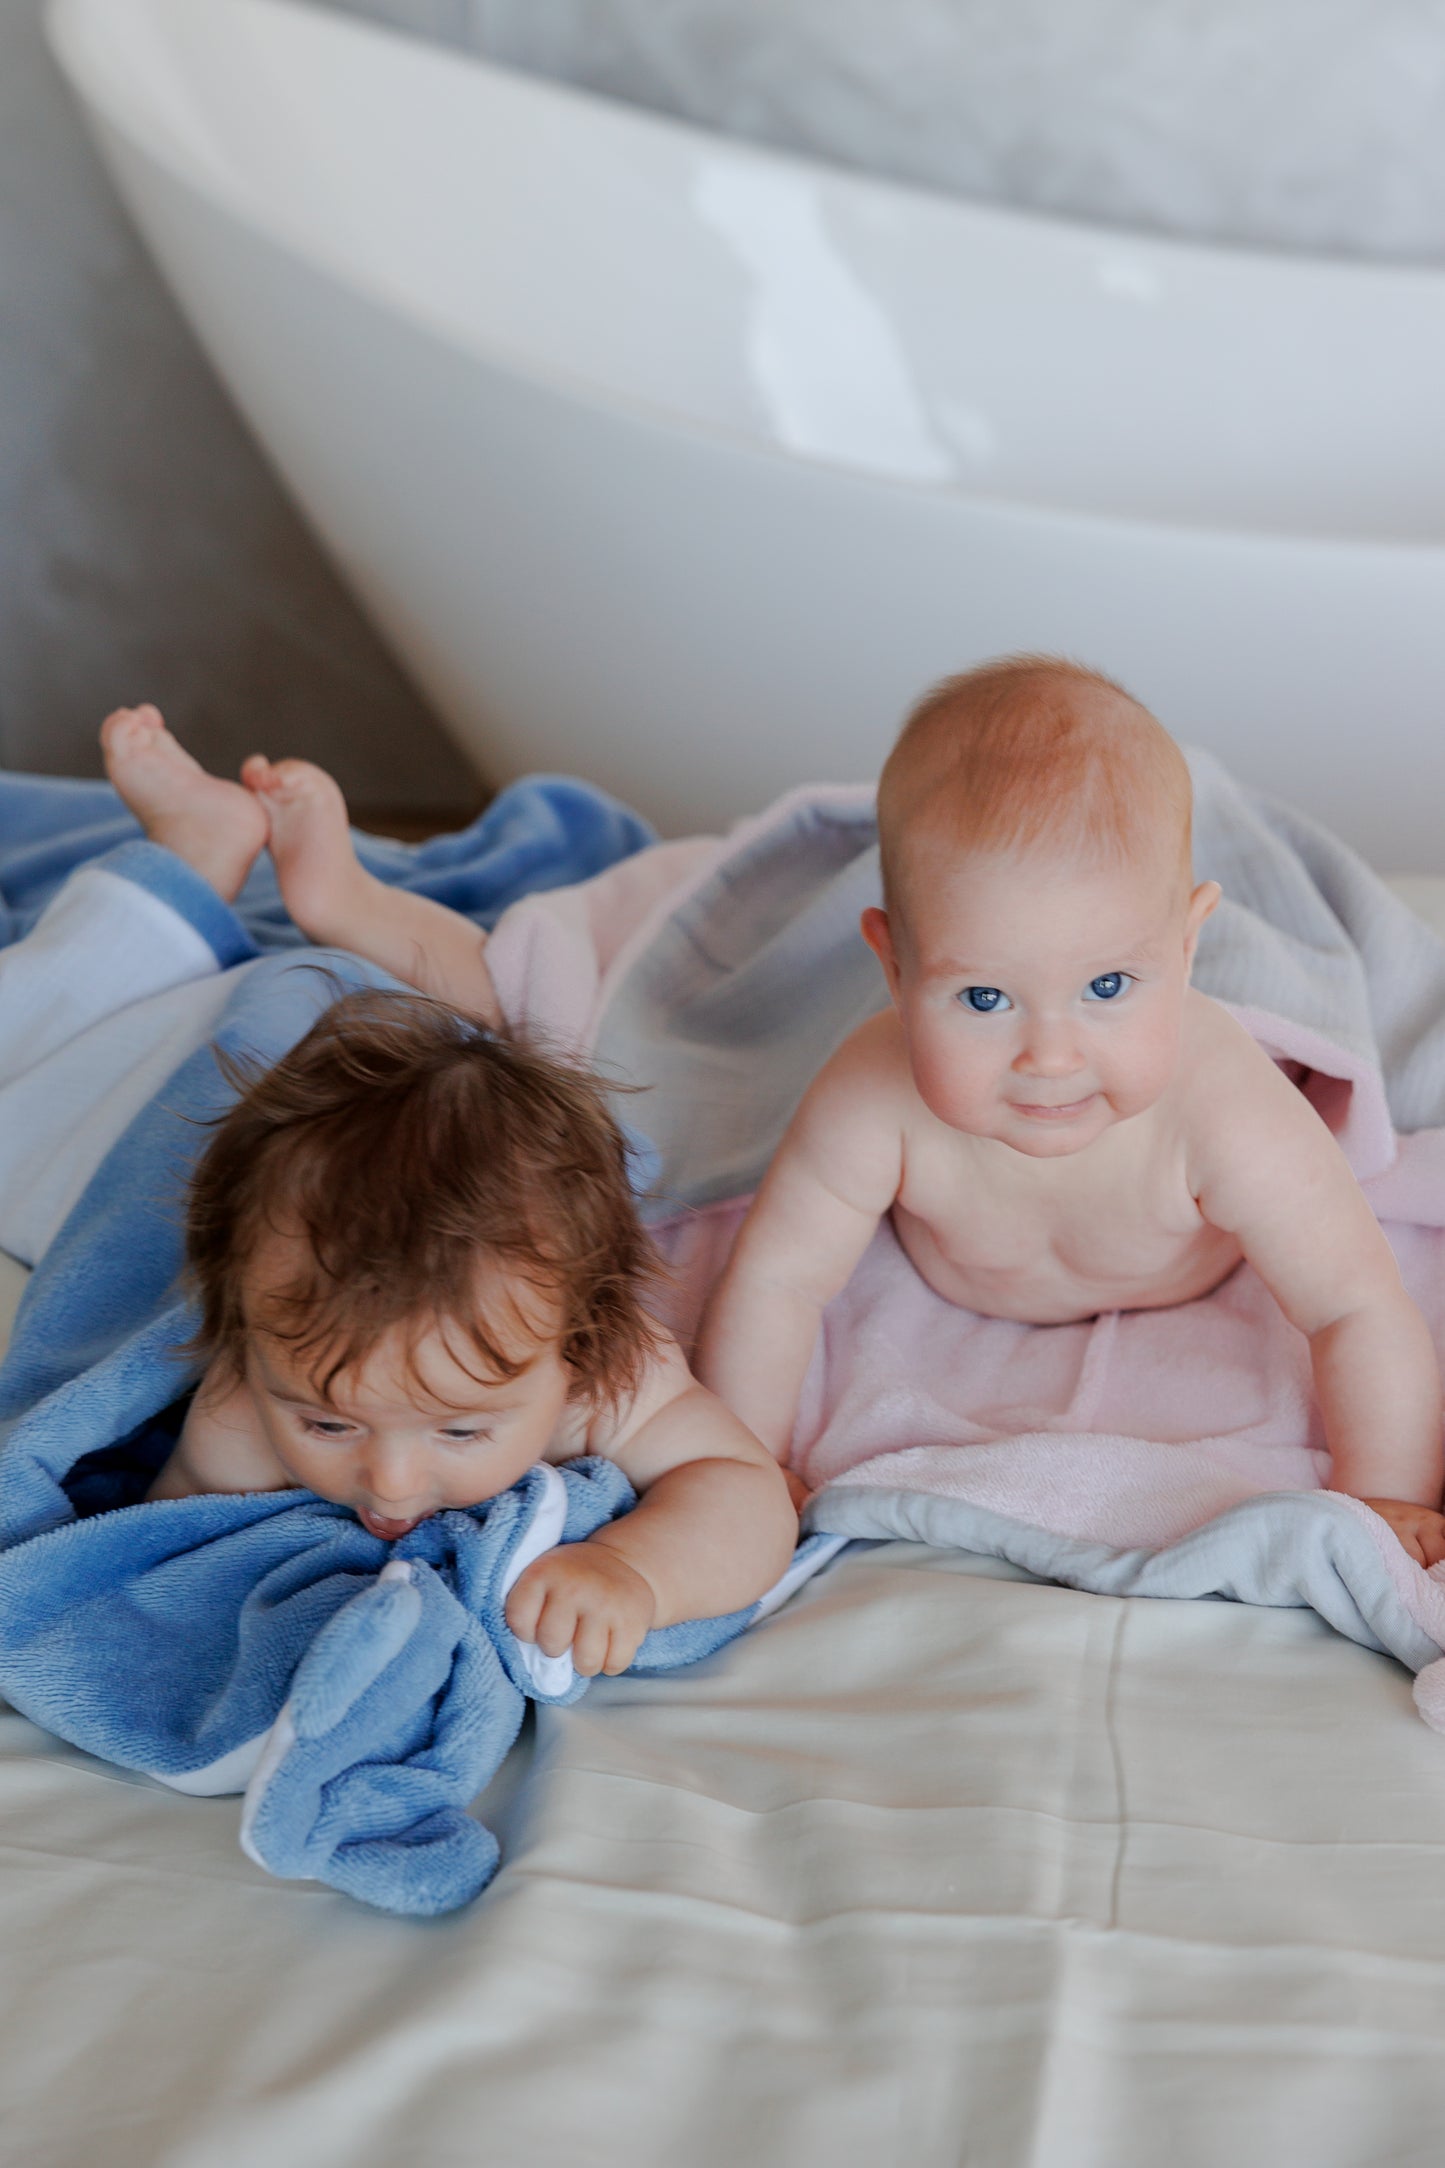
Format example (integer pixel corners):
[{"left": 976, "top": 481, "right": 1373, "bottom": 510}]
[
  {"left": 503, "top": 1334, "right": 799, "bottom": 1676},
  {"left": 1192, "top": 1040, "right": 1445, "bottom": 1562},
  {"left": 694, "top": 1029, "right": 906, "bottom": 1459}
]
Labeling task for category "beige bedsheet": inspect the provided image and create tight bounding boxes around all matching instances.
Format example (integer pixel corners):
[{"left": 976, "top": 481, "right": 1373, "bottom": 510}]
[
  {"left": 3, "top": 1535, "right": 1445, "bottom": 2166},
  {"left": 4, "top": 879, "right": 1445, "bottom": 2165}
]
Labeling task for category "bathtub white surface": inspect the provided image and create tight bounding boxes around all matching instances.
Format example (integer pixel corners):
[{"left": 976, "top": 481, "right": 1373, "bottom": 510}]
[
  {"left": 47, "top": 0, "right": 1445, "bottom": 865},
  {"left": 45, "top": 0, "right": 1445, "bottom": 538}
]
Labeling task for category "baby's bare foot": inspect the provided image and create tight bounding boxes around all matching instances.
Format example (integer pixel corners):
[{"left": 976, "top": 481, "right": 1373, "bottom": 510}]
[
  {"left": 242, "top": 755, "right": 369, "bottom": 946},
  {"left": 246, "top": 752, "right": 498, "bottom": 1017},
  {"left": 101, "top": 704, "right": 269, "bottom": 902}
]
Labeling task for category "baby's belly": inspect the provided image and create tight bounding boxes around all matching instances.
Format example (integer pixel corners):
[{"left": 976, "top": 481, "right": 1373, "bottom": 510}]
[{"left": 891, "top": 1211, "right": 1246, "bottom": 1326}]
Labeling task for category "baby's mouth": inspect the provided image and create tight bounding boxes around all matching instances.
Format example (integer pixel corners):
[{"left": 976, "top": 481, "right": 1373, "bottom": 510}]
[
  {"left": 1011, "top": 1094, "right": 1097, "bottom": 1122},
  {"left": 357, "top": 1507, "right": 428, "bottom": 1541}
]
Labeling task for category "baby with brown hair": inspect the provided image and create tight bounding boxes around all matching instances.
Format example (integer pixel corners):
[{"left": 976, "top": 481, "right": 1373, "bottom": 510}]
[
  {"left": 697, "top": 655, "right": 1445, "bottom": 1564},
  {"left": 96, "top": 705, "right": 796, "bottom": 1677}
]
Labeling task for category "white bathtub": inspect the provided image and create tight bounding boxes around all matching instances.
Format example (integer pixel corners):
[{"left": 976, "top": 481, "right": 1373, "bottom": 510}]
[{"left": 46, "top": 0, "right": 1445, "bottom": 861}]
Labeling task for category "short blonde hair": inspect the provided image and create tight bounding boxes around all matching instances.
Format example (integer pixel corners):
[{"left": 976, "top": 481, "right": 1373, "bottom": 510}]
[{"left": 877, "top": 654, "right": 1192, "bottom": 917}]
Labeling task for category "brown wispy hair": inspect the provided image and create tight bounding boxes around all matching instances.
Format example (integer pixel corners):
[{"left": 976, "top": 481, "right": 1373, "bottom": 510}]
[{"left": 186, "top": 988, "right": 664, "bottom": 1409}]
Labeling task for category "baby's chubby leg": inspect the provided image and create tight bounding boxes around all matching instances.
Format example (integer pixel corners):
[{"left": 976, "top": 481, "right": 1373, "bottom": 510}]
[
  {"left": 243, "top": 757, "right": 500, "bottom": 1024},
  {"left": 101, "top": 704, "right": 269, "bottom": 901}
]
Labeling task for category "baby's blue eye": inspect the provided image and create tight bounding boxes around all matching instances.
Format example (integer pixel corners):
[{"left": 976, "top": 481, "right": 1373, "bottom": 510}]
[
  {"left": 1085, "top": 972, "right": 1128, "bottom": 1002},
  {"left": 960, "top": 986, "right": 1011, "bottom": 1014}
]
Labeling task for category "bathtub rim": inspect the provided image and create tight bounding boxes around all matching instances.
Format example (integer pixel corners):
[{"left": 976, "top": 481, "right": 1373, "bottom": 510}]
[{"left": 46, "top": 0, "right": 1445, "bottom": 554}]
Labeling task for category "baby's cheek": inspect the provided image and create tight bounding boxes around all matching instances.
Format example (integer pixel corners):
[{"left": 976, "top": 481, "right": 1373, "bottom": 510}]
[
  {"left": 910, "top": 1037, "right": 999, "bottom": 1133},
  {"left": 444, "top": 1437, "right": 543, "bottom": 1511},
  {"left": 277, "top": 1442, "right": 341, "bottom": 1498},
  {"left": 1099, "top": 1020, "right": 1179, "bottom": 1113}
]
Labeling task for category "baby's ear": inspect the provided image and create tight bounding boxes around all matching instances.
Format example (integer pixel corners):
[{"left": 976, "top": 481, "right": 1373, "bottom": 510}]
[
  {"left": 860, "top": 907, "right": 903, "bottom": 1000},
  {"left": 1183, "top": 880, "right": 1222, "bottom": 970}
]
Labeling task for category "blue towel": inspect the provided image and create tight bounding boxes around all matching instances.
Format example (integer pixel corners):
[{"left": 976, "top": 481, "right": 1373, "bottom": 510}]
[
  {"left": 0, "top": 774, "right": 834, "bottom": 1914},
  {"left": 0, "top": 768, "right": 656, "bottom": 953}
]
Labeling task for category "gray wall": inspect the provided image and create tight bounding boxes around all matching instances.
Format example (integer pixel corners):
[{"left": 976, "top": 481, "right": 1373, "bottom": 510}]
[
  {"left": 0, "top": 0, "right": 479, "bottom": 812},
  {"left": 325, "top": 0, "right": 1445, "bottom": 261}
]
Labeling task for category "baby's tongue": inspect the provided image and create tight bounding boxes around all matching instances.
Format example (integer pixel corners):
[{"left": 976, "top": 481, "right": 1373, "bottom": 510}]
[{"left": 357, "top": 1507, "right": 423, "bottom": 1540}]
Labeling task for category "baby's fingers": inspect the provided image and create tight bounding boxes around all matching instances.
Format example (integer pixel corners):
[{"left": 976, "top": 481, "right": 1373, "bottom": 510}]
[
  {"left": 602, "top": 1621, "right": 646, "bottom": 1677},
  {"left": 568, "top": 1608, "right": 617, "bottom": 1678},
  {"left": 503, "top": 1565, "right": 548, "bottom": 1643},
  {"left": 783, "top": 1467, "right": 813, "bottom": 1513},
  {"left": 507, "top": 1568, "right": 583, "bottom": 1659},
  {"left": 532, "top": 1587, "right": 586, "bottom": 1661},
  {"left": 1419, "top": 1513, "right": 1445, "bottom": 1570}
]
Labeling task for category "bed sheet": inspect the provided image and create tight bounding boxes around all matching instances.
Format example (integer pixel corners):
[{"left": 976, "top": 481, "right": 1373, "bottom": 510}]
[
  {"left": 3, "top": 879, "right": 1445, "bottom": 2163},
  {"left": 3, "top": 1541, "right": 1445, "bottom": 2165}
]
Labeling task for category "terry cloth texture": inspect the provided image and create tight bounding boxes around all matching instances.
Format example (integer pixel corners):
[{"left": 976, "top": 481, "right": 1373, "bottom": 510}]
[
  {"left": 481, "top": 755, "right": 1445, "bottom": 1724},
  {"left": 0, "top": 768, "right": 655, "bottom": 954}
]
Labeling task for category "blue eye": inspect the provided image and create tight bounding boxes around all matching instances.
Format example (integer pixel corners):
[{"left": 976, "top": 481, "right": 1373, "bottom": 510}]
[
  {"left": 1085, "top": 973, "right": 1128, "bottom": 1002},
  {"left": 960, "top": 986, "right": 1011, "bottom": 1013}
]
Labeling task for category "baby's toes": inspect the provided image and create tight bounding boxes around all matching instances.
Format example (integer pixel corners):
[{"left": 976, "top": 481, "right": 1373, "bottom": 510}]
[
  {"left": 259, "top": 757, "right": 316, "bottom": 804},
  {"left": 100, "top": 705, "right": 147, "bottom": 757},
  {"left": 243, "top": 755, "right": 311, "bottom": 804},
  {"left": 275, "top": 759, "right": 349, "bottom": 821}
]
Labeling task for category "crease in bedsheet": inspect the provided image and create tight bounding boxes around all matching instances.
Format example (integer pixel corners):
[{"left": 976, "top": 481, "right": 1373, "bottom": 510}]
[{"left": 1102, "top": 1603, "right": 1131, "bottom": 1936}]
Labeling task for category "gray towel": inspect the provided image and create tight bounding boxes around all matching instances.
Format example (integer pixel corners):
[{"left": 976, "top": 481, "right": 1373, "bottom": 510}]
[{"left": 594, "top": 754, "right": 1445, "bottom": 1216}]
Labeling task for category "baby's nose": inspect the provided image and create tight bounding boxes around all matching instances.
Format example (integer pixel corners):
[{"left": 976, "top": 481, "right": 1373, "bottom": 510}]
[
  {"left": 364, "top": 1448, "right": 431, "bottom": 1511},
  {"left": 1013, "top": 1022, "right": 1085, "bottom": 1077}
]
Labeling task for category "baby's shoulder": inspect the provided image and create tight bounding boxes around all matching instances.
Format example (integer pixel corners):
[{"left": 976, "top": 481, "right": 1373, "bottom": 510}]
[
  {"left": 810, "top": 1006, "right": 914, "bottom": 1108},
  {"left": 791, "top": 1007, "right": 917, "bottom": 1150},
  {"left": 1180, "top": 990, "right": 1300, "bottom": 1089},
  {"left": 551, "top": 1329, "right": 694, "bottom": 1465},
  {"left": 1176, "top": 990, "right": 1340, "bottom": 1156}
]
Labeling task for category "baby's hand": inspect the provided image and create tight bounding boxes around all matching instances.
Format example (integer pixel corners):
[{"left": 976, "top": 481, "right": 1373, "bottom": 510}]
[
  {"left": 783, "top": 1465, "right": 813, "bottom": 1513},
  {"left": 505, "top": 1542, "right": 658, "bottom": 1677},
  {"left": 1359, "top": 1497, "right": 1445, "bottom": 1569}
]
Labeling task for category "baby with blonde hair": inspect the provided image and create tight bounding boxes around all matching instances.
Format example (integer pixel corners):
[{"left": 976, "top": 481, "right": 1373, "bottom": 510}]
[{"left": 698, "top": 656, "right": 1445, "bottom": 1562}]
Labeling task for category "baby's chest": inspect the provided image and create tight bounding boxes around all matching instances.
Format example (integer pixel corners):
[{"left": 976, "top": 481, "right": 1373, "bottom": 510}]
[{"left": 898, "top": 1137, "right": 1199, "bottom": 1276}]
